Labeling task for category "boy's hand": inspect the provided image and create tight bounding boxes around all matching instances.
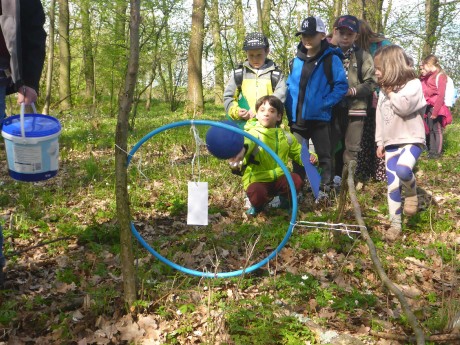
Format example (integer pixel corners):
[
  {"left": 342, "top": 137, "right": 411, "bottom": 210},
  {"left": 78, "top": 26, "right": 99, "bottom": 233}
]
[
  {"left": 310, "top": 153, "right": 318, "bottom": 164},
  {"left": 238, "top": 108, "right": 255, "bottom": 120},
  {"left": 228, "top": 147, "right": 245, "bottom": 170},
  {"left": 376, "top": 146, "right": 385, "bottom": 158}
]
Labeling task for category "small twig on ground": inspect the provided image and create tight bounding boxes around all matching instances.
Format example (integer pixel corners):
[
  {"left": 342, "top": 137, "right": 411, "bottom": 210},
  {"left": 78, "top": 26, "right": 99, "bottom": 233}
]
[{"left": 5, "top": 236, "right": 75, "bottom": 258}]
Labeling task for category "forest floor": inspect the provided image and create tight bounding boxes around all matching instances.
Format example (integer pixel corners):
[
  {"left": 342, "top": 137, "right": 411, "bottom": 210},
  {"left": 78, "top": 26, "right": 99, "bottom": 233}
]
[{"left": 0, "top": 110, "right": 459, "bottom": 345}]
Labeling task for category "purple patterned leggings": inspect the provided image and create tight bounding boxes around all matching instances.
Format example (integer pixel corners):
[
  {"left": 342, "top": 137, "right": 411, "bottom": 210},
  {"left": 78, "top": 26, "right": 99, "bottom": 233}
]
[{"left": 385, "top": 144, "right": 423, "bottom": 218}]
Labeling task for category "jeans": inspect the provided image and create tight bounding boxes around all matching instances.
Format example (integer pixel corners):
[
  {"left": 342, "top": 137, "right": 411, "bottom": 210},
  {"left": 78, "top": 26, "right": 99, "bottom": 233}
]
[{"left": 0, "top": 83, "right": 6, "bottom": 268}]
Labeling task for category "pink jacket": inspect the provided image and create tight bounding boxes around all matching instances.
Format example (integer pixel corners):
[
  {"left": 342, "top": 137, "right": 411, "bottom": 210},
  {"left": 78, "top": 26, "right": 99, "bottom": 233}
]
[
  {"left": 420, "top": 71, "right": 448, "bottom": 118},
  {"left": 376, "top": 79, "right": 426, "bottom": 148}
]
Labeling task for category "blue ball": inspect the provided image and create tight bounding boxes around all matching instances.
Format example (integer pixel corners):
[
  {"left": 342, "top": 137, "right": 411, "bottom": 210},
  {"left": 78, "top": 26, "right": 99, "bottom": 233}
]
[{"left": 206, "top": 121, "right": 244, "bottom": 159}]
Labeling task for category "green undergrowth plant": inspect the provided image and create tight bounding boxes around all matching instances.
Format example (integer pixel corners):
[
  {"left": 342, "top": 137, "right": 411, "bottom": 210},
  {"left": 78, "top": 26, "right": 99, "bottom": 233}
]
[{"left": 225, "top": 298, "right": 316, "bottom": 345}]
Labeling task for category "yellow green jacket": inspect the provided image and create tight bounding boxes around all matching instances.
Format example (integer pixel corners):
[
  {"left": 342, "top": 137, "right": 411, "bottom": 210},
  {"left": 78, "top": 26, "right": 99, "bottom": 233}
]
[{"left": 241, "top": 121, "right": 302, "bottom": 191}]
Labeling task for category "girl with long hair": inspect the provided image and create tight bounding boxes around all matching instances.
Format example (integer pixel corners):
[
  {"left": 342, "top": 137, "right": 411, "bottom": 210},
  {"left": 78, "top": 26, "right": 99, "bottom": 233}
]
[{"left": 374, "top": 45, "right": 426, "bottom": 241}]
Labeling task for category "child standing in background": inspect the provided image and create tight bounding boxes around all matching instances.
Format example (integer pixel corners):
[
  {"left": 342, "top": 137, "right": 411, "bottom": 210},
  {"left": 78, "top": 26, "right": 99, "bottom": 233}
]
[
  {"left": 374, "top": 45, "right": 427, "bottom": 241},
  {"left": 223, "top": 33, "right": 286, "bottom": 127},
  {"left": 331, "top": 15, "right": 377, "bottom": 181},
  {"left": 420, "top": 54, "right": 451, "bottom": 159},
  {"left": 285, "top": 16, "right": 348, "bottom": 195}
]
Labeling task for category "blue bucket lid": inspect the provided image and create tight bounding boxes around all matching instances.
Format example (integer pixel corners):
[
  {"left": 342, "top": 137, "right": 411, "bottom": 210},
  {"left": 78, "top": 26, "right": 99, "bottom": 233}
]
[{"left": 2, "top": 114, "right": 61, "bottom": 138}]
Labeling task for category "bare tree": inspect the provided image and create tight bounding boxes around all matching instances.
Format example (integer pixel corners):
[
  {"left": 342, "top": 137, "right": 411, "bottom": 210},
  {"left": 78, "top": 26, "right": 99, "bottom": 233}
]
[
  {"left": 58, "top": 0, "right": 71, "bottom": 110},
  {"left": 423, "top": 0, "right": 440, "bottom": 56},
  {"left": 186, "top": 0, "right": 206, "bottom": 114},
  {"left": 43, "top": 0, "right": 56, "bottom": 115},
  {"left": 80, "top": 0, "right": 95, "bottom": 103},
  {"left": 209, "top": 0, "right": 224, "bottom": 105},
  {"left": 115, "top": 0, "right": 141, "bottom": 305}
]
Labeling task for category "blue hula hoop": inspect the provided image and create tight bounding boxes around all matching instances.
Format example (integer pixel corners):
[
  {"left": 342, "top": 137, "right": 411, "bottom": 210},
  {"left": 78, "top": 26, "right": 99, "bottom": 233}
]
[{"left": 128, "top": 120, "right": 298, "bottom": 278}]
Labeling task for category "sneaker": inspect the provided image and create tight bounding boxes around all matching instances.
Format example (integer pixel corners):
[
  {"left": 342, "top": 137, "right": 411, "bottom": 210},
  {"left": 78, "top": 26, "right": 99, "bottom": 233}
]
[
  {"left": 427, "top": 152, "right": 441, "bottom": 159},
  {"left": 246, "top": 206, "right": 263, "bottom": 216},
  {"left": 385, "top": 215, "right": 402, "bottom": 242},
  {"left": 267, "top": 196, "right": 281, "bottom": 208},
  {"left": 315, "top": 191, "right": 329, "bottom": 203},
  {"left": 404, "top": 195, "right": 418, "bottom": 216},
  {"left": 278, "top": 196, "right": 290, "bottom": 210},
  {"left": 385, "top": 226, "right": 401, "bottom": 242},
  {"left": 244, "top": 196, "right": 252, "bottom": 210},
  {"left": 333, "top": 175, "right": 342, "bottom": 188}
]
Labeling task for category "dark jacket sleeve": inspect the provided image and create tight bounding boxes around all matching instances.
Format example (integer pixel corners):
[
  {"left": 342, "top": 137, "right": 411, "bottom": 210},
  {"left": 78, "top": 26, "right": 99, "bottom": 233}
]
[{"left": 17, "top": 0, "right": 47, "bottom": 93}]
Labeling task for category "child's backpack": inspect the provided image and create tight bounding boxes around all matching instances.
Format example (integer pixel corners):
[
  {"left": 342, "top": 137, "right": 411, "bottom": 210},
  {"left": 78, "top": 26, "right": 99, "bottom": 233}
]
[
  {"left": 436, "top": 73, "right": 456, "bottom": 107},
  {"left": 234, "top": 64, "right": 282, "bottom": 93}
]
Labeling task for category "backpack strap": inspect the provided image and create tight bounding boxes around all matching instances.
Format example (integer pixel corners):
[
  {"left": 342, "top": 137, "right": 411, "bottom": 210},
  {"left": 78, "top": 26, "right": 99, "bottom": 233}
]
[
  {"left": 355, "top": 47, "right": 364, "bottom": 84},
  {"left": 235, "top": 63, "right": 282, "bottom": 93},
  {"left": 322, "top": 54, "right": 334, "bottom": 89},
  {"left": 270, "top": 65, "right": 282, "bottom": 91},
  {"left": 234, "top": 64, "right": 244, "bottom": 93}
]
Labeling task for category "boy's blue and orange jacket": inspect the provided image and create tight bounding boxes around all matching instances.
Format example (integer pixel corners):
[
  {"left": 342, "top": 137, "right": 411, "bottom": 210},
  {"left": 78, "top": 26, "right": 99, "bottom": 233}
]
[
  {"left": 285, "top": 42, "right": 348, "bottom": 123},
  {"left": 241, "top": 120, "right": 303, "bottom": 191}
]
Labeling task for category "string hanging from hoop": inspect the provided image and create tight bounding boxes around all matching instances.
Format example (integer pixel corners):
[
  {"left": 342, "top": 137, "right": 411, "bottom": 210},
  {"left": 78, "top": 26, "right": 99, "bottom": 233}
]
[
  {"left": 293, "top": 221, "right": 365, "bottom": 239},
  {"left": 190, "top": 121, "right": 206, "bottom": 182}
]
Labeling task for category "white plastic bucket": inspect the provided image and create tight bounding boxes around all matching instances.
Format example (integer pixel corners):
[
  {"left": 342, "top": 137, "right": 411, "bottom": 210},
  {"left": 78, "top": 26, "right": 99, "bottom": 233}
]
[{"left": 1, "top": 104, "right": 61, "bottom": 182}]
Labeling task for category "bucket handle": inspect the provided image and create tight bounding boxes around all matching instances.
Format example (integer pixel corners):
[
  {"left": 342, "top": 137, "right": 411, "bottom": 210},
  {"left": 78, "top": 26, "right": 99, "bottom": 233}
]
[{"left": 19, "top": 102, "right": 38, "bottom": 138}]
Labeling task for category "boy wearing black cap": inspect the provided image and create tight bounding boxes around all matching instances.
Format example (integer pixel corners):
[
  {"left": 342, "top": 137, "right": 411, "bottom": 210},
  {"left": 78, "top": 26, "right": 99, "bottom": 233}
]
[
  {"left": 285, "top": 16, "right": 348, "bottom": 195},
  {"left": 224, "top": 32, "right": 287, "bottom": 124},
  {"left": 331, "top": 15, "right": 377, "bottom": 178}
]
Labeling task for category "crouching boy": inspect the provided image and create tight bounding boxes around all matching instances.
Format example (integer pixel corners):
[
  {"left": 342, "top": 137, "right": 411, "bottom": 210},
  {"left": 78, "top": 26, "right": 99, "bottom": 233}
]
[{"left": 229, "top": 95, "right": 307, "bottom": 215}]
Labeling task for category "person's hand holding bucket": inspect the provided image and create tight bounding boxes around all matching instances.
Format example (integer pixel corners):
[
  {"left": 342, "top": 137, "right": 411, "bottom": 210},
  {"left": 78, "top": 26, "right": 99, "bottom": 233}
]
[{"left": 17, "top": 86, "right": 38, "bottom": 105}]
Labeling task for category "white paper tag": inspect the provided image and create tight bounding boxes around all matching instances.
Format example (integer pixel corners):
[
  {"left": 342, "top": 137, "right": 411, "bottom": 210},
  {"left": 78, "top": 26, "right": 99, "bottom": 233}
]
[{"left": 187, "top": 182, "right": 208, "bottom": 225}]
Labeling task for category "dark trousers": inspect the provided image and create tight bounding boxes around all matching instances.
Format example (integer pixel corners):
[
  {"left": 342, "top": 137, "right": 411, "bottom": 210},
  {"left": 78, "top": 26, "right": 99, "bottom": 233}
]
[
  {"left": 246, "top": 173, "right": 304, "bottom": 209},
  {"left": 426, "top": 106, "right": 443, "bottom": 155},
  {"left": 291, "top": 121, "right": 332, "bottom": 186},
  {"left": 331, "top": 106, "right": 365, "bottom": 177}
]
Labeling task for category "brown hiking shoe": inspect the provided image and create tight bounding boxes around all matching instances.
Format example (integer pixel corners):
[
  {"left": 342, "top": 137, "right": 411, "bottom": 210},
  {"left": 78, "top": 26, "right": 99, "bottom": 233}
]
[
  {"left": 385, "top": 215, "right": 402, "bottom": 242},
  {"left": 385, "top": 226, "right": 402, "bottom": 242},
  {"left": 404, "top": 195, "right": 418, "bottom": 216}
]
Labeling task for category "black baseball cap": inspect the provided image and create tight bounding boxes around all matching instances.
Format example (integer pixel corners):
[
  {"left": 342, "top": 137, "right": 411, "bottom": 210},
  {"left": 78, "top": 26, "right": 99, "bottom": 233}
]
[
  {"left": 336, "top": 15, "right": 360, "bottom": 33},
  {"left": 295, "top": 16, "right": 326, "bottom": 36},
  {"left": 243, "top": 32, "right": 269, "bottom": 50}
]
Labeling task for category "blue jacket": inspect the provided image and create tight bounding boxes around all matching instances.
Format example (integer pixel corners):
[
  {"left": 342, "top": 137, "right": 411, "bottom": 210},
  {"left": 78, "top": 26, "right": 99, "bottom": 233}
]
[{"left": 285, "top": 44, "right": 348, "bottom": 123}]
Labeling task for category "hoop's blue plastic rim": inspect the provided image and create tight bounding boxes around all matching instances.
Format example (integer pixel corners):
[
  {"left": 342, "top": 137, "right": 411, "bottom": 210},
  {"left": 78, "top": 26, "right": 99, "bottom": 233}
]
[{"left": 128, "top": 120, "right": 298, "bottom": 278}]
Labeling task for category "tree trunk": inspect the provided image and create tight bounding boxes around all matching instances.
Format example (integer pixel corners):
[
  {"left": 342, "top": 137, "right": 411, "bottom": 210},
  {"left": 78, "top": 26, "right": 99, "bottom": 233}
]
[
  {"left": 115, "top": 0, "right": 140, "bottom": 306},
  {"left": 422, "top": 0, "right": 440, "bottom": 57},
  {"left": 43, "top": 0, "right": 56, "bottom": 115},
  {"left": 333, "top": 0, "right": 342, "bottom": 20},
  {"left": 210, "top": 0, "right": 224, "bottom": 105},
  {"left": 347, "top": 0, "right": 384, "bottom": 34},
  {"left": 234, "top": 0, "right": 245, "bottom": 62},
  {"left": 111, "top": 0, "right": 128, "bottom": 116},
  {"left": 261, "top": 0, "right": 271, "bottom": 38},
  {"left": 255, "top": 0, "right": 263, "bottom": 32},
  {"left": 58, "top": 0, "right": 71, "bottom": 111},
  {"left": 186, "top": 0, "right": 206, "bottom": 114},
  {"left": 80, "top": 0, "right": 95, "bottom": 102}
]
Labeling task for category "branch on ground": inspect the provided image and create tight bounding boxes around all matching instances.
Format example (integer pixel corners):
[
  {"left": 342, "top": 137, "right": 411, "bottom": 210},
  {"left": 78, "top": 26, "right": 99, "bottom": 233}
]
[{"left": 338, "top": 160, "right": 426, "bottom": 345}]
